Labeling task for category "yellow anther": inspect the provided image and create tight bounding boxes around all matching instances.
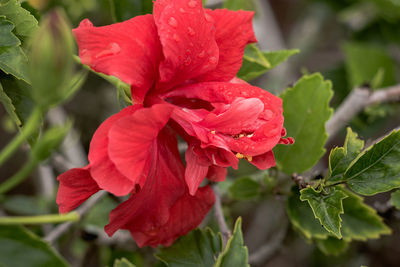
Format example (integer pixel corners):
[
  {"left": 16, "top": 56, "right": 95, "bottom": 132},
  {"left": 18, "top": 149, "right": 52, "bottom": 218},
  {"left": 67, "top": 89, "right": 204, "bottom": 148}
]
[
  {"left": 236, "top": 153, "right": 244, "bottom": 159},
  {"left": 239, "top": 134, "right": 245, "bottom": 138},
  {"left": 246, "top": 156, "right": 253, "bottom": 162},
  {"left": 211, "top": 130, "right": 216, "bottom": 134}
]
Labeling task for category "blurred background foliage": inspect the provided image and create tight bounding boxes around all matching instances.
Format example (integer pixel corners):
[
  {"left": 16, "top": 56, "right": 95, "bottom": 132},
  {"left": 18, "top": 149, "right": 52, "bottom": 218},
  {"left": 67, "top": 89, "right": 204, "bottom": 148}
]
[{"left": 0, "top": 0, "right": 400, "bottom": 266}]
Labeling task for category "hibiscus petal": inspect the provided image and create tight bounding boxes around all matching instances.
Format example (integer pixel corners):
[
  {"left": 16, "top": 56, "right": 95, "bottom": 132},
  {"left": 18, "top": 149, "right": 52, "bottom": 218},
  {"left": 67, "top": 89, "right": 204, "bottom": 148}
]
[
  {"left": 153, "top": 0, "right": 219, "bottom": 90},
  {"left": 165, "top": 82, "right": 282, "bottom": 108},
  {"left": 106, "top": 185, "right": 214, "bottom": 248},
  {"left": 197, "top": 9, "right": 257, "bottom": 82},
  {"left": 73, "top": 15, "right": 162, "bottom": 103},
  {"left": 108, "top": 104, "right": 174, "bottom": 188},
  {"left": 166, "top": 82, "right": 284, "bottom": 155},
  {"left": 185, "top": 144, "right": 209, "bottom": 195},
  {"left": 250, "top": 150, "right": 276, "bottom": 170},
  {"left": 202, "top": 98, "right": 264, "bottom": 134},
  {"left": 152, "top": 185, "right": 215, "bottom": 247},
  {"left": 89, "top": 106, "right": 141, "bottom": 196},
  {"left": 207, "top": 165, "right": 227, "bottom": 182},
  {"left": 56, "top": 167, "right": 100, "bottom": 213},
  {"left": 105, "top": 128, "right": 214, "bottom": 247}
]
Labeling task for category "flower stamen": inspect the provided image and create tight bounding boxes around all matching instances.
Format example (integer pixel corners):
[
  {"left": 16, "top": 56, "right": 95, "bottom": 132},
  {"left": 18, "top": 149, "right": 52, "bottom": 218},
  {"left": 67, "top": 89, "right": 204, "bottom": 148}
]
[{"left": 236, "top": 153, "right": 244, "bottom": 159}]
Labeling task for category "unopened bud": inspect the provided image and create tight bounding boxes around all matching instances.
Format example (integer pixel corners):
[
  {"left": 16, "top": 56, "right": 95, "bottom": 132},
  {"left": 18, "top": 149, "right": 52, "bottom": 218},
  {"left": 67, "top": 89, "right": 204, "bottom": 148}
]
[{"left": 29, "top": 9, "right": 75, "bottom": 109}]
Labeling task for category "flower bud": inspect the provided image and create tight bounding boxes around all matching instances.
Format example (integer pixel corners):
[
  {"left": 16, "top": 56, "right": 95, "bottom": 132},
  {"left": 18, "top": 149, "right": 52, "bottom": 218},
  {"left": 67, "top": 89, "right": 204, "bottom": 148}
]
[{"left": 29, "top": 9, "right": 75, "bottom": 110}]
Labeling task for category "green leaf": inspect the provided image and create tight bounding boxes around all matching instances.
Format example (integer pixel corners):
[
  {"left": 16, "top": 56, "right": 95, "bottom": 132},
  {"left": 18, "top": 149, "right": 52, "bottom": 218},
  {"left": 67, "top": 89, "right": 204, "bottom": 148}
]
[
  {"left": 156, "top": 228, "right": 222, "bottom": 267},
  {"left": 300, "top": 187, "right": 348, "bottom": 238},
  {"left": 110, "top": 0, "right": 152, "bottom": 22},
  {"left": 223, "top": 0, "right": 254, "bottom": 11},
  {"left": 113, "top": 258, "right": 136, "bottom": 267},
  {"left": 344, "top": 130, "right": 400, "bottom": 196},
  {"left": 214, "top": 218, "right": 249, "bottom": 267},
  {"left": 0, "top": 0, "right": 38, "bottom": 40},
  {"left": 0, "top": 81, "right": 21, "bottom": 126},
  {"left": 237, "top": 47, "right": 299, "bottom": 81},
  {"left": 229, "top": 177, "right": 260, "bottom": 200},
  {"left": 83, "top": 195, "right": 116, "bottom": 228},
  {"left": 391, "top": 190, "right": 400, "bottom": 209},
  {"left": 286, "top": 187, "right": 331, "bottom": 240},
  {"left": 2, "top": 195, "right": 46, "bottom": 215},
  {"left": 369, "top": 0, "right": 400, "bottom": 22},
  {"left": 340, "top": 188, "right": 391, "bottom": 241},
  {"left": 31, "top": 121, "right": 72, "bottom": 161},
  {"left": 328, "top": 128, "right": 364, "bottom": 182},
  {"left": 0, "top": 46, "right": 29, "bottom": 82},
  {"left": 0, "top": 225, "right": 68, "bottom": 267},
  {"left": 1, "top": 77, "right": 35, "bottom": 126},
  {"left": 343, "top": 42, "right": 396, "bottom": 89},
  {"left": 0, "top": 16, "right": 20, "bottom": 47},
  {"left": 274, "top": 73, "right": 333, "bottom": 174},
  {"left": 315, "top": 237, "right": 348, "bottom": 256}
]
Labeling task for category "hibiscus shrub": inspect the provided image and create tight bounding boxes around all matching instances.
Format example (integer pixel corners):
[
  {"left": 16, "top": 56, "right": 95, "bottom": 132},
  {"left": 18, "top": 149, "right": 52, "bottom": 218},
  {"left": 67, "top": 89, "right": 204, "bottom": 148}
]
[{"left": 0, "top": 0, "right": 400, "bottom": 266}]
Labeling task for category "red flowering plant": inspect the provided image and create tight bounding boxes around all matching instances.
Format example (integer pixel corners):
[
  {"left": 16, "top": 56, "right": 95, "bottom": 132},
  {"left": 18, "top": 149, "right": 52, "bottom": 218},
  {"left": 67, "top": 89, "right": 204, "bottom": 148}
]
[
  {"left": 3, "top": 0, "right": 400, "bottom": 265},
  {"left": 56, "top": 0, "right": 293, "bottom": 248}
]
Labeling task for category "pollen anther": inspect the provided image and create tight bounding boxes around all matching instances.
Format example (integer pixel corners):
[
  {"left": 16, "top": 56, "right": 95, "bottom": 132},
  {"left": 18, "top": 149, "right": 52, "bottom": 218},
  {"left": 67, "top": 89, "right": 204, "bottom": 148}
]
[{"left": 236, "top": 153, "right": 244, "bottom": 159}]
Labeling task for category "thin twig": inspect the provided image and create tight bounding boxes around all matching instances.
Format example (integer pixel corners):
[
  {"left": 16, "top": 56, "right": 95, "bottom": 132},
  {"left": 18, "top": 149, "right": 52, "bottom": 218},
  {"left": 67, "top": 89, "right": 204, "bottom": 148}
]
[
  {"left": 248, "top": 217, "right": 289, "bottom": 265},
  {"left": 84, "top": 227, "right": 136, "bottom": 249},
  {"left": 37, "top": 164, "right": 56, "bottom": 200},
  {"left": 212, "top": 184, "right": 231, "bottom": 246},
  {"left": 44, "top": 191, "right": 107, "bottom": 243},
  {"left": 51, "top": 153, "right": 76, "bottom": 172},
  {"left": 47, "top": 107, "right": 88, "bottom": 166},
  {"left": 326, "top": 85, "right": 400, "bottom": 141},
  {"left": 37, "top": 164, "right": 56, "bottom": 234},
  {"left": 365, "top": 126, "right": 400, "bottom": 148}
]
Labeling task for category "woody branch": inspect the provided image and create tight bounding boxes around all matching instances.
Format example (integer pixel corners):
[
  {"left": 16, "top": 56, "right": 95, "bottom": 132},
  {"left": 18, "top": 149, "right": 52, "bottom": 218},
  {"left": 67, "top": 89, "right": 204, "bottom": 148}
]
[
  {"left": 326, "top": 84, "right": 400, "bottom": 141},
  {"left": 212, "top": 184, "right": 231, "bottom": 245}
]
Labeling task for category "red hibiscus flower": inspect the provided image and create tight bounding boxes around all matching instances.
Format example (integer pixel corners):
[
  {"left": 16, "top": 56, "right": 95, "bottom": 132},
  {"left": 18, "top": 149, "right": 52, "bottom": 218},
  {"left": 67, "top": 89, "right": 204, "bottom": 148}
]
[{"left": 56, "top": 0, "right": 292, "bottom": 248}]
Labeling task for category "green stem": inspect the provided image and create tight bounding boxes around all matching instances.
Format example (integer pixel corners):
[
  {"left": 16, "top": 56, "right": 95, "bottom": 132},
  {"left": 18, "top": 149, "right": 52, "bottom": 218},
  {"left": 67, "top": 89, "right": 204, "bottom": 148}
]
[
  {"left": 0, "top": 157, "right": 39, "bottom": 194},
  {"left": 0, "top": 212, "right": 79, "bottom": 225},
  {"left": 0, "top": 107, "right": 42, "bottom": 166}
]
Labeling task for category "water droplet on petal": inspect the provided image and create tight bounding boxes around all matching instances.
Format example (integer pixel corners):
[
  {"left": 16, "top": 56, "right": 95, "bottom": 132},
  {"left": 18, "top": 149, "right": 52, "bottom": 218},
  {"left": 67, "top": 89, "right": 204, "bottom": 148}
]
[
  {"left": 261, "top": 110, "right": 273, "bottom": 120},
  {"left": 168, "top": 17, "right": 178, "bottom": 28},
  {"left": 95, "top": 42, "right": 121, "bottom": 58},
  {"left": 179, "top": 8, "right": 186, "bottom": 13},
  {"left": 205, "top": 13, "right": 213, "bottom": 22},
  {"left": 208, "top": 56, "right": 217, "bottom": 64},
  {"left": 187, "top": 27, "right": 195, "bottom": 36},
  {"left": 198, "top": 51, "right": 205, "bottom": 58},
  {"left": 184, "top": 57, "right": 192, "bottom": 66},
  {"left": 187, "top": 0, "right": 197, "bottom": 8},
  {"left": 173, "top": 34, "right": 180, "bottom": 42}
]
